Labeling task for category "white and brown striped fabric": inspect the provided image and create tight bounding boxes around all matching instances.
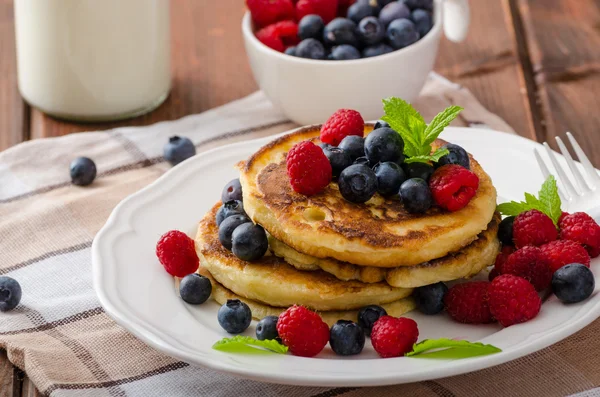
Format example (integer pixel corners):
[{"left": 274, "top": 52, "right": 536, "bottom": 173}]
[{"left": 1, "top": 74, "right": 597, "bottom": 397}]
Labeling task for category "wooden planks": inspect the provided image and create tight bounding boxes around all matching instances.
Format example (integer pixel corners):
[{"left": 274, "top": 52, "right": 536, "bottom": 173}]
[{"left": 0, "top": 351, "right": 20, "bottom": 397}]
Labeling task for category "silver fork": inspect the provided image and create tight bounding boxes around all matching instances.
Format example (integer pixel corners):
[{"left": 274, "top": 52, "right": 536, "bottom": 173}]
[{"left": 534, "top": 132, "right": 600, "bottom": 212}]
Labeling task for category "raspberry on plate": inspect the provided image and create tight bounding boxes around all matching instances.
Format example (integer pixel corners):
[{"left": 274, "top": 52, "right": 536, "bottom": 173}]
[
  {"left": 559, "top": 212, "right": 600, "bottom": 258},
  {"left": 256, "top": 20, "right": 299, "bottom": 52},
  {"left": 370, "top": 316, "right": 419, "bottom": 358},
  {"left": 429, "top": 164, "right": 479, "bottom": 212},
  {"left": 286, "top": 141, "right": 332, "bottom": 196},
  {"left": 512, "top": 209, "right": 557, "bottom": 248},
  {"left": 444, "top": 281, "right": 494, "bottom": 324},
  {"left": 247, "top": 0, "right": 295, "bottom": 28},
  {"left": 494, "top": 245, "right": 516, "bottom": 275},
  {"left": 156, "top": 230, "right": 199, "bottom": 277},
  {"left": 489, "top": 274, "right": 541, "bottom": 327},
  {"left": 502, "top": 246, "right": 552, "bottom": 291},
  {"left": 277, "top": 305, "right": 330, "bottom": 357},
  {"left": 541, "top": 239, "right": 591, "bottom": 273},
  {"left": 296, "top": 0, "right": 338, "bottom": 24},
  {"left": 320, "top": 109, "right": 364, "bottom": 146}
]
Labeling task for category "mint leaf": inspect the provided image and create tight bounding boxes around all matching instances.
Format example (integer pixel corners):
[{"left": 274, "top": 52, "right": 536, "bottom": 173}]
[
  {"left": 404, "top": 148, "right": 450, "bottom": 164},
  {"left": 496, "top": 202, "right": 533, "bottom": 217},
  {"left": 423, "top": 106, "right": 464, "bottom": 146},
  {"left": 212, "top": 336, "right": 288, "bottom": 355},
  {"left": 406, "top": 338, "right": 501, "bottom": 359},
  {"left": 538, "top": 175, "right": 561, "bottom": 224},
  {"left": 381, "top": 97, "right": 425, "bottom": 157}
]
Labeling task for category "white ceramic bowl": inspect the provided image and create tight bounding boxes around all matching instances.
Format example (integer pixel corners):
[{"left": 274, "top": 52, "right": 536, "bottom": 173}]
[{"left": 242, "top": 0, "right": 470, "bottom": 125}]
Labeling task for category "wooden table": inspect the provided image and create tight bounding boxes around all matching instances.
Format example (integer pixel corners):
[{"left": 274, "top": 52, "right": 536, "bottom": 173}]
[{"left": 1, "top": 0, "right": 599, "bottom": 395}]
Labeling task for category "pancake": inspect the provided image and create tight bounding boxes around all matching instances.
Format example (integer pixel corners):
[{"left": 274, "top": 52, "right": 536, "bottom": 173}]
[
  {"left": 196, "top": 203, "right": 412, "bottom": 311},
  {"left": 197, "top": 265, "right": 416, "bottom": 327},
  {"left": 270, "top": 213, "right": 501, "bottom": 288},
  {"left": 239, "top": 125, "right": 497, "bottom": 268}
]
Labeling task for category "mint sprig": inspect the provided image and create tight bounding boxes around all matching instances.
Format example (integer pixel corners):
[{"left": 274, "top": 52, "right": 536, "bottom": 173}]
[
  {"left": 497, "top": 175, "right": 562, "bottom": 224},
  {"left": 381, "top": 97, "right": 463, "bottom": 164},
  {"left": 406, "top": 338, "right": 501, "bottom": 359},
  {"left": 212, "top": 336, "right": 288, "bottom": 355}
]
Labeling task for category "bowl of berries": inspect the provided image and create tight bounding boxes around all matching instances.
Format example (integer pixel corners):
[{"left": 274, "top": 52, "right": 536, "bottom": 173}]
[{"left": 242, "top": 0, "right": 470, "bottom": 125}]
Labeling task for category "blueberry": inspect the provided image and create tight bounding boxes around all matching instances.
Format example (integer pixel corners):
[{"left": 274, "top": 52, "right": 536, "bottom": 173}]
[
  {"left": 218, "top": 299, "right": 252, "bottom": 334},
  {"left": 353, "top": 156, "right": 371, "bottom": 166},
  {"left": 436, "top": 143, "right": 470, "bottom": 169},
  {"left": 377, "top": 0, "right": 395, "bottom": 7},
  {"left": 221, "top": 178, "right": 243, "bottom": 202},
  {"left": 256, "top": 316, "right": 279, "bottom": 341},
  {"left": 329, "top": 320, "right": 365, "bottom": 356},
  {"left": 404, "top": 0, "right": 433, "bottom": 10},
  {"left": 338, "top": 135, "right": 365, "bottom": 161},
  {"left": 296, "top": 38, "right": 326, "bottom": 59},
  {"left": 357, "top": 305, "right": 387, "bottom": 336},
  {"left": 284, "top": 46, "right": 296, "bottom": 56},
  {"left": 413, "top": 282, "right": 448, "bottom": 314},
  {"left": 323, "top": 18, "right": 359, "bottom": 47},
  {"left": 356, "top": 16, "right": 385, "bottom": 46},
  {"left": 330, "top": 44, "right": 361, "bottom": 60},
  {"left": 374, "top": 162, "right": 407, "bottom": 196},
  {"left": 164, "top": 136, "right": 196, "bottom": 166},
  {"left": 70, "top": 157, "right": 97, "bottom": 186},
  {"left": 373, "top": 120, "right": 390, "bottom": 130},
  {"left": 387, "top": 18, "right": 420, "bottom": 49},
  {"left": 323, "top": 146, "right": 352, "bottom": 177},
  {"left": 179, "top": 273, "right": 212, "bottom": 304},
  {"left": 299, "top": 14, "right": 325, "bottom": 40},
  {"left": 338, "top": 164, "right": 378, "bottom": 203},
  {"left": 498, "top": 216, "right": 515, "bottom": 246},
  {"left": 216, "top": 200, "right": 245, "bottom": 226},
  {"left": 411, "top": 9, "right": 433, "bottom": 37},
  {"left": 347, "top": 1, "right": 377, "bottom": 24},
  {"left": 364, "top": 127, "right": 405, "bottom": 164},
  {"left": 218, "top": 214, "right": 251, "bottom": 250},
  {"left": 552, "top": 264, "right": 595, "bottom": 303},
  {"left": 403, "top": 162, "right": 434, "bottom": 181},
  {"left": 362, "top": 43, "right": 394, "bottom": 58},
  {"left": 319, "top": 142, "right": 333, "bottom": 150},
  {"left": 231, "top": 223, "right": 269, "bottom": 261},
  {"left": 399, "top": 178, "right": 432, "bottom": 213},
  {"left": 0, "top": 277, "right": 21, "bottom": 312},
  {"left": 379, "top": 1, "right": 410, "bottom": 28}
]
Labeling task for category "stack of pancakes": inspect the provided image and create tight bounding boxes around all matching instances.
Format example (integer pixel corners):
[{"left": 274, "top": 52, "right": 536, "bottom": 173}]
[{"left": 196, "top": 126, "right": 500, "bottom": 326}]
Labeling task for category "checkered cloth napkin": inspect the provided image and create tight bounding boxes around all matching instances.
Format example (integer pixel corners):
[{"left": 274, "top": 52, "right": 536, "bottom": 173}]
[{"left": 1, "top": 73, "right": 597, "bottom": 397}]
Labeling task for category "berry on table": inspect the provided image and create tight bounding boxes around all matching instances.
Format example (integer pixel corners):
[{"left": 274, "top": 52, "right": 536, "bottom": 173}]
[
  {"left": 330, "top": 44, "right": 361, "bottom": 60},
  {"left": 488, "top": 274, "right": 541, "bottom": 327},
  {"left": 357, "top": 305, "right": 387, "bottom": 336},
  {"left": 295, "top": 38, "right": 326, "bottom": 59},
  {"left": 373, "top": 120, "right": 390, "bottom": 130},
  {"left": 70, "top": 157, "right": 97, "bottom": 186},
  {"left": 347, "top": 0, "right": 377, "bottom": 23},
  {"left": 338, "top": 164, "right": 378, "bottom": 203},
  {"left": 320, "top": 109, "right": 365, "bottom": 146},
  {"left": 330, "top": 320, "right": 365, "bottom": 356},
  {"left": 296, "top": 0, "right": 338, "bottom": 24},
  {"left": 156, "top": 230, "right": 199, "bottom": 277},
  {"left": 387, "top": 18, "right": 420, "bottom": 50},
  {"left": 399, "top": 178, "right": 432, "bottom": 214},
  {"left": 413, "top": 282, "right": 448, "bottom": 315},
  {"left": 221, "top": 178, "right": 243, "bottom": 203},
  {"left": 179, "top": 273, "right": 212, "bottom": 304},
  {"left": 338, "top": 135, "right": 365, "bottom": 161},
  {"left": 364, "top": 127, "right": 405, "bottom": 164},
  {"left": 429, "top": 164, "right": 479, "bottom": 212},
  {"left": 436, "top": 143, "right": 470, "bottom": 169},
  {"left": 218, "top": 214, "right": 251, "bottom": 250},
  {"left": 552, "top": 264, "right": 595, "bottom": 304},
  {"left": 0, "top": 277, "right": 21, "bottom": 312},
  {"left": 371, "top": 316, "right": 419, "bottom": 358},
  {"left": 277, "top": 305, "right": 330, "bottom": 357},
  {"left": 256, "top": 315, "right": 280, "bottom": 340},
  {"left": 353, "top": 156, "right": 371, "bottom": 166},
  {"left": 512, "top": 209, "right": 557, "bottom": 248},
  {"left": 379, "top": 1, "right": 410, "bottom": 28},
  {"left": 164, "top": 136, "right": 196, "bottom": 166},
  {"left": 287, "top": 141, "right": 332, "bottom": 195},
  {"left": 362, "top": 43, "right": 394, "bottom": 57},
  {"left": 323, "top": 18, "right": 359, "bottom": 47},
  {"left": 231, "top": 223, "right": 269, "bottom": 261},
  {"left": 246, "top": 0, "right": 295, "bottom": 28},
  {"left": 323, "top": 146, "right": 352, "bottom": 177},
  {"left": 357, "top": 16, "right": 385, "bottom": 46},
  {"left": 298, "top": 14, "right": 325, "bottom": 40},
  {"left": 374, "top": 162, "right": 407, "bottom": 196},
  {"left": 218, "top": 299, "right": 252, "bottom": 334},
  {"left": 410, "top": 9, "right": 432, "bottom": 37},
  {"left": 216, "top": 200, "right": 246, "bottom": 226},
  {"left": 403, "top": 162, "right": 434, "bottom": 181},
  {"left": 444, "top": 281, "right": 494, "bottom": 324},
  {"left": 559, "top": 212, "right": 600, "bottom": 258},
  {"left": 502, "top": 246, "right": 552, "bottom": 291},
  {"left": 540, "top": 240, "right": 590, "bottom": 273},
  {"left": 498, "top": 216, "right": 515, "bottom": 246}
]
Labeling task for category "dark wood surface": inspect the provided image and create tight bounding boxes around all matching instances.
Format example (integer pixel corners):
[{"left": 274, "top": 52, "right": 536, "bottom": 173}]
[{"left": 1, "top": 0, "right": 599, "bottom": 395}]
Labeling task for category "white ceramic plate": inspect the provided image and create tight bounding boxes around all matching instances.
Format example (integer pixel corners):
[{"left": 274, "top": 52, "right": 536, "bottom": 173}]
[{"left": 92, "top": 127, "right": 600, "bottom": 387}]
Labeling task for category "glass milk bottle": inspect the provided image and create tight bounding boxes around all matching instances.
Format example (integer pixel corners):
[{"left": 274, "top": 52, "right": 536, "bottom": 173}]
[{"left": 13, "top": 0, "right": 171, "bottom": 121}]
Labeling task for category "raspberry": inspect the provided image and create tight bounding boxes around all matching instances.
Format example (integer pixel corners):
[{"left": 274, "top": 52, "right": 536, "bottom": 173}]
[
  {"left": 277, "top": 305, "right": 329, "bottom": 357},
  {"left": 512, "top": 209, "right": 557, "bottom": 248},
  {"left": 540, "top": 239, "right": 591, "bottom": 273},
  {"left": 320, "top": 109, "right": 364, "bottom": 146},
  {"left": 494, "top": 245, "right": 516, "bottom": 274},
  {"left": 443, "top": 281, "right": 494, "bottom": 324},
  {"left": 488, "top": 267, "right": 499, "bottom": 282},
  {"left": 429, "top": 165, "right": 479, "bottom": 212},
  {"left": 286, "top": 141, "right": 332, "bottom": 196},
  {"left": 296, "top": 0, "right": 338, "bottom": 24},
  {"left": 247, "top": 0, "right": 295, "bottom": 28},
  {"left": 337, "top": 0, "right": 355, "bottom": 17},
  {"left": 559, "top": 212, "right": 600, "bottom": 258},
  {"left": 502, "top": 246, "right": 552, "bottom": 291},
  {"left": 256, "top": 20, "right": 299, "bottom": 52},
  {"left": 488, "top": 274, "right": 541, "bottom": 327},
  {"left": 155, "top": 230, "right": 199, "bottom": 277},
  {"left": 370, "top": 316, "right": 419, "bottom": 358}
]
